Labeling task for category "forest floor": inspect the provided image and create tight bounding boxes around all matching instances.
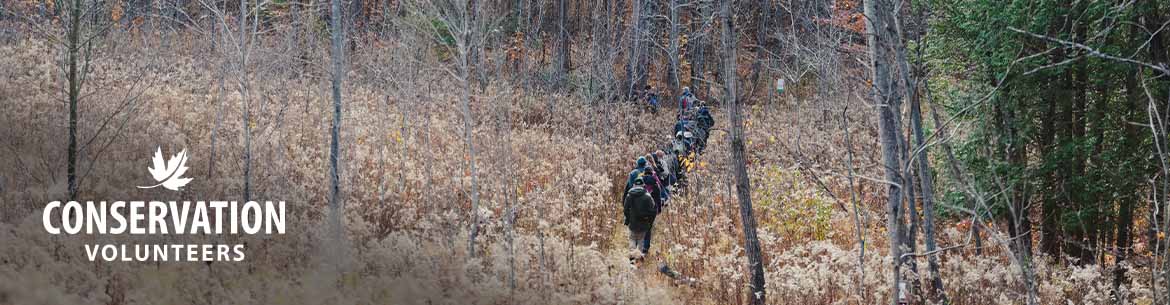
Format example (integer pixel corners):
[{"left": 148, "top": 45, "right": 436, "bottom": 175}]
[{"left": 0, "top": 29, "right": 1154, "bottom": 304}]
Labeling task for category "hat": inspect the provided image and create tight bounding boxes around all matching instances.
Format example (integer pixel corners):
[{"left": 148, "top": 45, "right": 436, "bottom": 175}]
[{"left": 636, "top": 157, "right": 647, "bottom": 168}]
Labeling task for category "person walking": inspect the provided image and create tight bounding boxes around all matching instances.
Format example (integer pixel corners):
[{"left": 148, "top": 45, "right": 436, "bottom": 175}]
[
  {"left": 623, "top": 176, "right": 658, "bottom": 263},
  {"left": 624, "top": 157, "right": 649, "bottom": 198}
]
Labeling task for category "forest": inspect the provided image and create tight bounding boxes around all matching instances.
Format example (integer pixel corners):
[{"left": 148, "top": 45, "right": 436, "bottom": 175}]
[{"left": 1, "top": 0, "right": 1169, "bottom": 304}]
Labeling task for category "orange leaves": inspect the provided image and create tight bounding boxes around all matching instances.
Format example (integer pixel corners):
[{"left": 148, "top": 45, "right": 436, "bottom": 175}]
[
  {"left": 110, "top": 1, "right": 123, "bottom": 23},
  {"left": 812, "top": 0, "right": 866, "bottom": 35},
  {"left": 506, "top": 31, "right": 525, "bottom": 64},
  {"left": 956, "top": 219, "right": 972, "bottom": 232}
]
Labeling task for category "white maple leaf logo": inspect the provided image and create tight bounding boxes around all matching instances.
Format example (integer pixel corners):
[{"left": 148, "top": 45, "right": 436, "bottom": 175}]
[{"left": 137, "top": 147, "right": 193, "bottom": 191}]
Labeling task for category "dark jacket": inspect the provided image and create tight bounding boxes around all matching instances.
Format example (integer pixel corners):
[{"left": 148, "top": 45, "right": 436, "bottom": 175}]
[
  {"left": 674, "top": 120, "right": 689, "bottom": 135},
  {"left": 641, "top": 169, "right": 663, "bottom": 210},
  {"left": 623, "top": 187, "right": 657, "bottom": 232},
  {"left": 697, "top": 106, "right": 714, "bottom": 129}
]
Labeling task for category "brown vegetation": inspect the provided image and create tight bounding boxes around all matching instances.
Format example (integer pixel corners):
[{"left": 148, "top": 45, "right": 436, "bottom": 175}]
[{"left": 0, "top": 20, "right": 1156, "bottom": 303}]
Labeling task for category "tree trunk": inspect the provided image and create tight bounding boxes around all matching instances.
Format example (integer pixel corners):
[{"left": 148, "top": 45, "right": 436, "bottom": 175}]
[
  {"left": 555, "top": 0, "right": 570, "bottom": 83},
  {"left": 352, "top": 0, "right": 364, "bottom": 36},
  {"left": 720, "top": 1, "right": 765, "bottom": 303},
  {"left": 899, "top": 127, "right": 921, "bottom": 302},
  {"left": 690, "top": 1, "right": 707, "bottom": 96},
  {"left": 1113, "top": 36, "right": 1145, "bottom": 298},
  {"left": 626, "top": 0, "right": 644, "bottom": 98},
  {"left": 328, "top": 0, "right": 345, "bottom": 242},
  {"left": 462, "top": 6, "right": 482, "bottom": 256},
  {"left": 862, "top": 0, "right": 907, "bottom": 303},
  {"left": 66, "top": 0, "right": 82, "bottom": 201},
  {"left": 1074, "top": 35, "right": 1092, "bottom": 264},
  {"left": 910, "top": 75, "right": 946, "bottom": 303},
  {"left": 1039, "top": 76, "right": 1061, "bottom": 259},
  {"left": 904, "top": 6, "right": 945, "bottom": 300},
  {"left": 898, "top": 97, "right": 920, "bottom": 303},
  {"left": 665, "top": 0, "right": 680, "bottom": 95},
  {"left": 750, "top": 0, "right": 768, "bottom": 89},
  {"left": 240, "top": 0, "right": 252, "bottom": 203}
]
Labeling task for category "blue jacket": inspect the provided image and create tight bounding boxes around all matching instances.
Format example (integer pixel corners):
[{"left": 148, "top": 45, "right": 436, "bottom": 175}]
[{"left": 696, "top": 106, "right": 714, "bottom": 128}]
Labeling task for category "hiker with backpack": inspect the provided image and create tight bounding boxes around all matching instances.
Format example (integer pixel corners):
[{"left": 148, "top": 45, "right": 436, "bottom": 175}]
[
  {"left": 654, "top": 150, "right": 675, "bottom": 188},
  {"left": 695, "top": 101, "right": 714, "bottom": 148},
  {"left": 640, "top": 157, "right": 664, "bottom": 211},
  {"left": 624, "top": 176, "right": 658, "bottom": 261},
  {"left": 675, "top": 115, "right": 692, "bottom": 137},
  {"left": 672, "top": 132, "right": 689, "bottom": 159},
  {"left": 652, "top": 151, "right": 673, "bottom": 192},
  {"left": 696, "top": 102, "right": 714, "bottom": 130},
  {"left": 669, "top": 134, "right": 690, "bottom": 188},
  {"left": 644, "top": 85, "right": 659, "bottom": 113},
  {"left": 624, "top": 157, "right": 649, "bottom": 198},
  {"left": 647, "top": 152, "right": 672, "bottom": 206},
  {"left": 682, "top": 131, "right": 695, "bottom": 153},
  {"left": 679, "top": 87, "right": 695, "bottom": 114}
]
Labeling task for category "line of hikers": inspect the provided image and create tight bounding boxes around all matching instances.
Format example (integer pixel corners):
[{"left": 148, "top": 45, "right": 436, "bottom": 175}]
[{"left": 623, "top": 87, "right": 715, "bottom": 265}]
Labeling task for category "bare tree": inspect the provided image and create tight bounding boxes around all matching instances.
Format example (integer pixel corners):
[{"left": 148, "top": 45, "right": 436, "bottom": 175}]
[
  {"left": 902, "top": 6, "right": 946, "bottom": 300},
  {"left": 749, "top": 0, "right": 768, "bottom": 88},
  {"left": 649, "top": 0, "right": 713, "bottom": 99},
  {"left": 650, "top": 0, "right": 683, "bottom": 96},
  {"left": 328, "top": 0, "right": 347, "bottom": 243},
  {"left": 405, "top": 0, "right": 487, "bottom": 256},
  {"left": 460, "top": 0, "right": 483, "bottom": 257},
  {"left": 689, "top": 0, "right": 709, "bottom": 96},
  {"left": 625, "top": 0, "right": 647, "bottom": 97},
  {"left": 861, "top": 0, "right": 908, "bottom": 303},
  {"left": 719, "top": 0, "right": 765, "bottom": 303},
  {"left": 554, "top": 0, "right": 570, "bottom": 83},
  {"left": 52, "top": 0, "right": 144, "bottom": 200},
  {"left": 64, "top": 0, "right": 83, "bottom": 200},
  {"left": 239, "top": 0, "right": 254, "bottom": 202},
  {"left": 909, "top": 64, "right": 945, "bottom": 303}
]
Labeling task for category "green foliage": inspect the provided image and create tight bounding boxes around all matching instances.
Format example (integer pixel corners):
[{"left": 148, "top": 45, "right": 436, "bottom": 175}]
[
  {"left": 754, "top": 167, "right": 833, "bottom": 241},
  {"left": 429, "top": 19, "right": 457, "bottom": 47},
  {"left": 928, "top": 0, "right": 1164, "bottom": 249}
]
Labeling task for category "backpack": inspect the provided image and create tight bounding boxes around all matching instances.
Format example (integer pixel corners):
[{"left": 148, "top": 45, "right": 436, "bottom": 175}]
[
  {"left": 626, "top": 186, "right": 656, "bottom": 219},
  {"left": 640, "top": 171, "right": 658, "bottom": 194}
]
